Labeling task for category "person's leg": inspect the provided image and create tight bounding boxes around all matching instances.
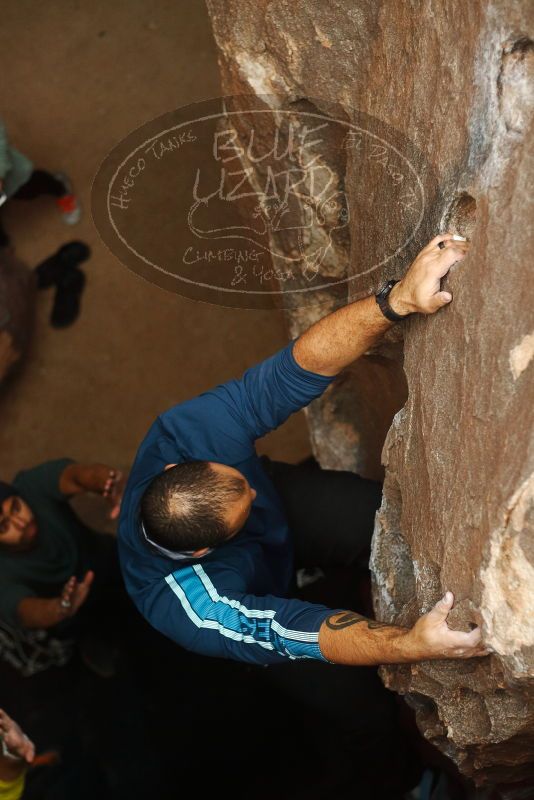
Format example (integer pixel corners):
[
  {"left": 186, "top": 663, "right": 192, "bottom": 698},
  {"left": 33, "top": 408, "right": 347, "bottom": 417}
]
[
  {"left": 259, "top": 456, "right": 382, "bottom": 570},
  {"left": 262, "top": 658, "right": 422, "bottom": 797},
  {"left": 259, "top": 459, "right": 421, "bottom": 794},
  {"left": 12, "top": 170, "right": 65, "bottom": 199}
]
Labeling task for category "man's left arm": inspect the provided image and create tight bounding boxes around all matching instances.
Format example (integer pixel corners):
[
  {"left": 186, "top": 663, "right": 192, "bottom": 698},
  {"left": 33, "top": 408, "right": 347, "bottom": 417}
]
[
  {"left": 161, "top": 335, "right": 338, "bottom": 456},
  {"left": 160, "top": 234, "right": 468, "bottom": 451},
  {"left": 293, "top": 233, "right": 468, "bottom": 376}
]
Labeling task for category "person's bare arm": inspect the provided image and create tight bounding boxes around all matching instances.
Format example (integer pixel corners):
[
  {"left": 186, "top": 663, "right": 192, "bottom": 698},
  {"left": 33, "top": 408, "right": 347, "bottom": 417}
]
[
  {"left": 59, "top": 463, "right": 125, "bottom": 519},
  {"left": 319, "top": 592, "right": 488, "bottom": 666},
  {"left": 16, "top": 571, "right": 94, "bottom": 629},
  {"left": 293, "top": 233, "right": 469, "bottom": 376},
  {"left": 16, "top": 597, "right": 67, "bottom": 629}
]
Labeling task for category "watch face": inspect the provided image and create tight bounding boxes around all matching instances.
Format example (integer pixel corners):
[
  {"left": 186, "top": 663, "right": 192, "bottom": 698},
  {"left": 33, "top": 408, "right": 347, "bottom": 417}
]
[{"left": 377, "top": 280, "right": 393, "bottom": 299}]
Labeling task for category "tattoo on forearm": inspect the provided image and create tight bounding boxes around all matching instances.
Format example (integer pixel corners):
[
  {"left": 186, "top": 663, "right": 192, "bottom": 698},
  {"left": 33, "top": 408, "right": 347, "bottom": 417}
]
[{"left": 325, "top": 611, "right": 390, "bottom": 631}]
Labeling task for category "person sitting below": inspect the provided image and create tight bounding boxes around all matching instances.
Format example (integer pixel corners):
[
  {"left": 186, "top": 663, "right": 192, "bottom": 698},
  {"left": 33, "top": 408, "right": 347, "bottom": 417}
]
[{"left": 0, "top": 459, "right": 128, "bottom": 677}]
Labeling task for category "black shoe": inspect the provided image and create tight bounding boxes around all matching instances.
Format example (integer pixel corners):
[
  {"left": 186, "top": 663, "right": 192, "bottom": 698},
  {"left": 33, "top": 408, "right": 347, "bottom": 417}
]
[
  {"left": 35, "top": 240, "right": 90, "bottom": 289},
  {"left": 51, "top": 267, "right": 86, "bottom": 328}
]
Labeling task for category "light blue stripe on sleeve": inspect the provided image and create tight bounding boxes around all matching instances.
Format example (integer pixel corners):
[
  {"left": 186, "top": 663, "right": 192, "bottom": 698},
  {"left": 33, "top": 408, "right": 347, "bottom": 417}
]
[{"left": 165, "top": 565, "right": 325, "bottom": 661}]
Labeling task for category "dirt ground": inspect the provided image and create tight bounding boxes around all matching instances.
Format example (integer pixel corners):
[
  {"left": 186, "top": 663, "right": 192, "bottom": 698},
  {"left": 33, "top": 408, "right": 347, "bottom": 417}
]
[{"left": 0, "top": 0, "right": 311, "bottom": 493}]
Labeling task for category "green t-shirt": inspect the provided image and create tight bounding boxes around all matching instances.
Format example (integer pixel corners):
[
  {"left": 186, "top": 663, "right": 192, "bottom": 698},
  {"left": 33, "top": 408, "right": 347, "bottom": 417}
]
[{"left": 0, "top": 458, "right": 91, "bottom": 628}]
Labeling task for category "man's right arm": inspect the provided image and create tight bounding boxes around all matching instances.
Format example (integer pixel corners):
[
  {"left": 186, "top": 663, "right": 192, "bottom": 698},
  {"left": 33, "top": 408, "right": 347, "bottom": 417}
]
[
  {"left": 319, "top": 592, "right": 488, "bottom": 665},
  {"left": 145, "top": 565, "right": 487, "bottom": 667}
]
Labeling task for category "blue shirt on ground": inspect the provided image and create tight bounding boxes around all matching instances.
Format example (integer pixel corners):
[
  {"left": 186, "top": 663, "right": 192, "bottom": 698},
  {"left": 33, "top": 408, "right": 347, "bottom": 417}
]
[{"left": 118, "top": 340, "right": 339, "bottom": 665}]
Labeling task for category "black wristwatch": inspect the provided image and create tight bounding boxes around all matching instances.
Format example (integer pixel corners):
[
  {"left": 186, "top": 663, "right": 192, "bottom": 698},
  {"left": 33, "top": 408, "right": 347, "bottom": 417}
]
[{"left": 375, "top": 279, "right": 411, "bottom": 323}]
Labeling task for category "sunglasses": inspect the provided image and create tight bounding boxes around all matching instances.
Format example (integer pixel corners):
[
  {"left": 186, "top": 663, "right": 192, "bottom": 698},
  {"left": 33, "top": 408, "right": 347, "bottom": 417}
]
[
  {"left": 0, "top": 496, "right": 22, "bottom": 535},
  {"left": 139, "top": 518, "right": 212, "bottom": 560}
]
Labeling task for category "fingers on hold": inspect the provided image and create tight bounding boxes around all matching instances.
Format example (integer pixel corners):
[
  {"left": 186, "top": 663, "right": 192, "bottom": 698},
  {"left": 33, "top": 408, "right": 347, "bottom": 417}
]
[
  {"left": 428, "top": 233, "right": 453, "bottom": 247},
  {"left": 465, "top": 626, "right": 483, "bottom": 646},
  {"left": 449, "top": 628, "right": 483, "bottom": 652},
  {"left": 427, "top": 596, "right": 452, "bottom": 620},
  {"left": 445, "top": 245, "right": 468, "bottom": 260},
  {"left": 457, "top": 648, "right": 489, "bottom": 659},
  {"left": 442, "top": 237, "right": 468, "bottom": 246},
  {"left": 453, "top": 245, "right": 468, "bottom": 256},
  {"left": 427, "top": 293, "right": 452, "bottom": 312}
]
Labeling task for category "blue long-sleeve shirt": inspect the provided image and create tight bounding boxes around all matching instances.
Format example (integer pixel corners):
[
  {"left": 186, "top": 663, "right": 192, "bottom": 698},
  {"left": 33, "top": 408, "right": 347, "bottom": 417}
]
[{"left": 118, "top": 340, "right": 339, "bottom": 665}]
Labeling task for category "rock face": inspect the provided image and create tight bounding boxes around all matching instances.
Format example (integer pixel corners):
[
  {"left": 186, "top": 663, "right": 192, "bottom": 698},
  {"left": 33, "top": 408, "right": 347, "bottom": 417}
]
[{"left": 205, "top": 0, "right": 534, "bottom": 794}]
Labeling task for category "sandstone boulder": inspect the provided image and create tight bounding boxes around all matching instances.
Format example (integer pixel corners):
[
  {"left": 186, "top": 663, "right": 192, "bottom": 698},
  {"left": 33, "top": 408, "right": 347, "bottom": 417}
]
[{"left": 206, "top": 1, "right": 534, "bottom": 793}]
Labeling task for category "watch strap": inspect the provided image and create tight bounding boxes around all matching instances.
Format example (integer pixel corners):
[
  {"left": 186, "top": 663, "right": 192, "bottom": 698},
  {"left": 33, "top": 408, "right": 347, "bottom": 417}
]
[{"left": 375, "top": 279, "right": 410, "bottom": 322}]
